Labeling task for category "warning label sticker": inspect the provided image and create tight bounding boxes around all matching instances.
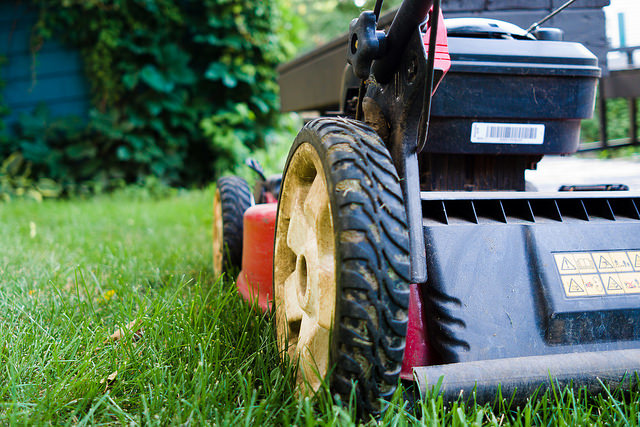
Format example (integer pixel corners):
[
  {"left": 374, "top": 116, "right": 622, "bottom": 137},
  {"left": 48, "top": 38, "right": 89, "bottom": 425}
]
[
  {"left": 591, "top": 251, "right": 634, "bottom": 273},
  {"left": 560, "top": 275, "right": 605, "bottom": 297},
  {"left": 628, "top": 251, "right": 640, "bottom": 271},
  {"left": 553, "top": 253, "right": 597, "bottom": 274},
  {"left": 618, "top": 273, "right": 640, "bottom": 293},
  {"left": 603, "top": 274, "right": 625, "bottom": 294},
  {"left": 553, "top": 250, "right": 640, "bottom": 298}
]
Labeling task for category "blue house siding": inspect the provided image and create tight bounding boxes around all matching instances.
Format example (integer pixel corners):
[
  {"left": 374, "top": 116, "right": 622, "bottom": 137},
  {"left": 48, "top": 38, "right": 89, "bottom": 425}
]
[{"left": 0, "top": 2, "right": 90, "bottom": 131}]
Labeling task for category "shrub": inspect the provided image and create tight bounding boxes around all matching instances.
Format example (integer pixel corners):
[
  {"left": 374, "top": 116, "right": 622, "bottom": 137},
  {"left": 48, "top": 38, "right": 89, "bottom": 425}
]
[{"left": 1, "top": 0, "right": 300, "bottom": 192}]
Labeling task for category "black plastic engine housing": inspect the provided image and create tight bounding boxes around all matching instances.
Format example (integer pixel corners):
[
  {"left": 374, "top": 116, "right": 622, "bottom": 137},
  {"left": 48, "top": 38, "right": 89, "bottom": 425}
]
[{"left": 426, "top": 36, "right": 600, "bottom": 156}]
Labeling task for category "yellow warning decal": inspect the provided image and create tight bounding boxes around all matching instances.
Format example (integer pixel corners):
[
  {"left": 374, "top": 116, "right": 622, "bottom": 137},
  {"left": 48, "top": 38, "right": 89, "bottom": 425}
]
[
  {"left": 560, "top": 275, "right": 605, "bottom": 297},
  {"left": 591, "top": 251, "right": 634, "bottom": 273},
  {"left": 628, "top": 251, "right": 640, "bottom": 270},
  {"left": 553, "top": 250, "right": 640, "bottom": 298}
]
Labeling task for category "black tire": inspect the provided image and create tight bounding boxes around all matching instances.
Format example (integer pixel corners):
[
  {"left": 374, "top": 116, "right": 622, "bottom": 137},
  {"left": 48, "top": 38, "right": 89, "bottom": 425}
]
[
  {"left": 213, "top": 176, "right": 252, "bottom": 274},
  {"left": 273, "top": 117, "right": 411, "bottom": 415}
]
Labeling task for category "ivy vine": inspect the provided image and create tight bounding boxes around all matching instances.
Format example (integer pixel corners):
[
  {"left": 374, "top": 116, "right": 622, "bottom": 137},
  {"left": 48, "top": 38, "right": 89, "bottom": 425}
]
[{"left": 1, "top": 0, "right": 301, "bottom": 192}]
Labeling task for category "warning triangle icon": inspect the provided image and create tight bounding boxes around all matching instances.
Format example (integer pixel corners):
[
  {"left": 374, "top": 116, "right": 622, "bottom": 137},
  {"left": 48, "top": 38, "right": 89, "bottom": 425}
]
[
  {"left": 598, "top": 256, "right": 613, "bottom": 270},
  {"left": 568, "top": 279, "right": 584, "bottom": 293},
  {"left": 607, "top": 277, "right": 622, "bottom": 291},
  {"left": 560, "top": 257, "right": 576, "bottom": 271}
]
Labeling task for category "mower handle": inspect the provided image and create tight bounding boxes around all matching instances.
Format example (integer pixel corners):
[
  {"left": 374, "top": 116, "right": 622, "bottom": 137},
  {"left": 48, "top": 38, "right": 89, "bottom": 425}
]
[{"left": 371, "top": 0, "right": 435, "bottom": 84}]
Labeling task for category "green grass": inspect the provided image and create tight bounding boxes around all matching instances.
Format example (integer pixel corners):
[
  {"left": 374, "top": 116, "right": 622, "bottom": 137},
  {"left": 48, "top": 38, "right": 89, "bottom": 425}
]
[{"left": 0, "top": 188, "right": 638, "bottom": 425}]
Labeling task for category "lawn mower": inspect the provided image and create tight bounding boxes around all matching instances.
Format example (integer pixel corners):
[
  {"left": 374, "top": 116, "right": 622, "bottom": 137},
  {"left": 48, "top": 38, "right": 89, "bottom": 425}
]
[{"left": 213, "top": 0, "right": 640, "bottom": 415}]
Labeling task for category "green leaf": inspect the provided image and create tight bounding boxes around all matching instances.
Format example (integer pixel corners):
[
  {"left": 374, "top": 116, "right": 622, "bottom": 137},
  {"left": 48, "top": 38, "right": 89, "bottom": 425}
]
[
  {"left": 122, "top": 72, "right": 139, "bottom": 89},
  {"left": 36, "top": 178, "right": 62, "bottom": 198},
  {"left": 139, "top": 65, "right": 174, "bottom": 93},
  {"left": 204, "top": 63, "right": 237, "bottom": 88},
  {"left": 65, "top": 144, "right": 97, "bottom": 160},
  {"left": 117, "top": 146, "right": 132, "bottom": 161},
  {"left": 250, "top": 96, "right": 270, "bottom": 114}
]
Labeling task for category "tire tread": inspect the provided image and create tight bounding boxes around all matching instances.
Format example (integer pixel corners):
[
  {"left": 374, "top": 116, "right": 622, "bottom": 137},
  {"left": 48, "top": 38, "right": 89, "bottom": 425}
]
[
  {"left": 216, "top": 176, "right": 252, "bottom": 272},
  {"left": 299, "top": 117, "right": 411, "bottom": 415}
]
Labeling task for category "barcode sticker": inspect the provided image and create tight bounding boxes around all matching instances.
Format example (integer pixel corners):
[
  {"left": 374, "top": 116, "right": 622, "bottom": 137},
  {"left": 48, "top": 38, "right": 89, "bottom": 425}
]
[{"left": 471, "top": 122, "right": 545, "bottom": 145}]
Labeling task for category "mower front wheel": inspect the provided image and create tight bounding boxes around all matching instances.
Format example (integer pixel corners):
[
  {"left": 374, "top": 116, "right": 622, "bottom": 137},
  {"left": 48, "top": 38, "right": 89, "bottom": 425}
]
[
  {"left": 213, "top": 176, "right": 252, "bottom": 274},
  {"left": 273, "top": 118, "right": 411, "bottom": 414}
]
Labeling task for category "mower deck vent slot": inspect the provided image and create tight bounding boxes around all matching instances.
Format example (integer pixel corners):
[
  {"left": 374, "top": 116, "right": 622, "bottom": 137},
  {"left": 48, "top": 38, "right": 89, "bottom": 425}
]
[
  {"left": 443, "top": 200, "right": 478, "bottom": 224},
  {"left": 421, "top": 196, "right": 640, "bottom": 225},
  {"left": 529, "top": 199, "right": 562, "bottom": 222},
  {"left": 583, "top": 198, "right": 615, "bottom": 221},
  {"left": 423, "top": 200, "right": 448, "bottom": 224},
  {"left": 556, "top": 199, "right": 589, "bottom": 221},
  {"left": 502, "top": 199, "right": 535, "bottom": 223},
  {"left": 608, "top": 198, "right": 640, "bottom": 220},
  {"left": 473, "top": 200, "right": 507, "bottom": 223}
]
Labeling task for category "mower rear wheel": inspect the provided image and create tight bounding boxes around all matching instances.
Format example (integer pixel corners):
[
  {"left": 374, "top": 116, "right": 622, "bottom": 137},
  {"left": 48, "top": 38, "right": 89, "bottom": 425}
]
[
  {"left": 274, "top": 118, "right": 411, "bottom": 414},
  {"left": 213, "top": 176, "right": 252, "bottom": 274}
]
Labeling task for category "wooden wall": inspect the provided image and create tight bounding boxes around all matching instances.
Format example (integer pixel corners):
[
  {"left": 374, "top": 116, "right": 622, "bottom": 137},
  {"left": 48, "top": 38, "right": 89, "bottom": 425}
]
[{"left": 0, "top": 2, "right": 90, "bottom": 131}]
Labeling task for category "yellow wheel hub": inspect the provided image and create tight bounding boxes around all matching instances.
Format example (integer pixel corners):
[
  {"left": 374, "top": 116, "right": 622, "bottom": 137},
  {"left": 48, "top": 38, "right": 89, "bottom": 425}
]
[
  {"left": 274, "top": 143, "right": 337, "bottom": 392},
  {"left": 212, "top": 188, "right": 224, "bottom": 274}
]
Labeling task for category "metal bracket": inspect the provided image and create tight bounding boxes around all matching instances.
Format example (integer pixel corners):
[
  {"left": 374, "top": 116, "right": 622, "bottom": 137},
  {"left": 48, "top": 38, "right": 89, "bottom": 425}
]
[{"left": 365, "top": 29, "right": 429, "bottom": 283}]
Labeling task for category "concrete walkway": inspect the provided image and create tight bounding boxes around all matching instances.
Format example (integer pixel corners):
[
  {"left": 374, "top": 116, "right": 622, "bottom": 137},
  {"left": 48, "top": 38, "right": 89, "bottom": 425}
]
[{"left": 526, "top": 156, "right": 640, "bottom": 192}]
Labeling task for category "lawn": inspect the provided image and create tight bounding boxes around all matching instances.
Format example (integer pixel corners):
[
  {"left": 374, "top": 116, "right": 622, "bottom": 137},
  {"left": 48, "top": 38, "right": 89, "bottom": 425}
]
[{"left": 0, "top": 188, "right": 638, "bottom": 425}]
